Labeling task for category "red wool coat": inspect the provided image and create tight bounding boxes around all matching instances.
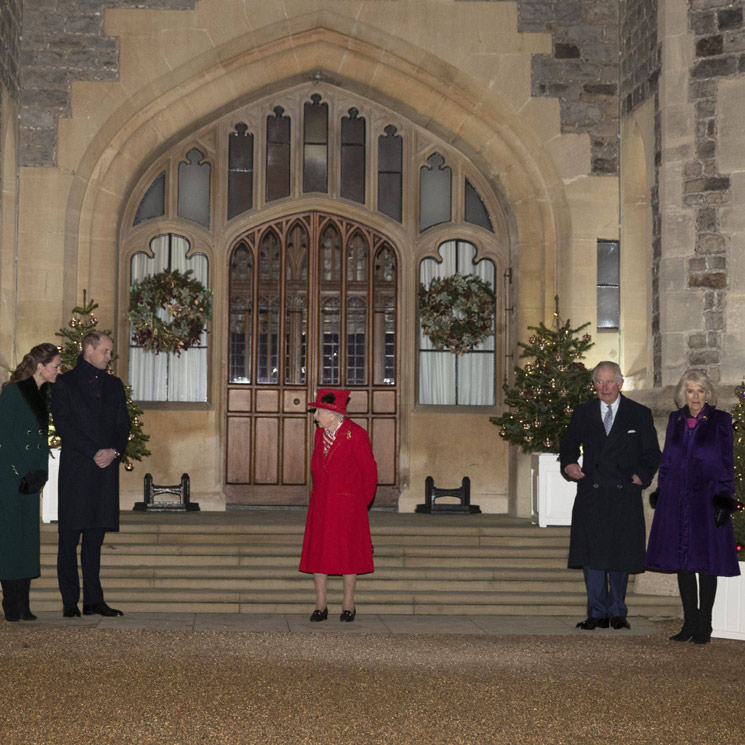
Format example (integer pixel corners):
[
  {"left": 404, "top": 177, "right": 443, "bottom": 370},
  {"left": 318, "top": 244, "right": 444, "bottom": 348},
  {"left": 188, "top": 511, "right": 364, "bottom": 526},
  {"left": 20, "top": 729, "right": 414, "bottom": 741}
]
[{"left": 299, "top": 419, "right": 377, "bottom": 575}]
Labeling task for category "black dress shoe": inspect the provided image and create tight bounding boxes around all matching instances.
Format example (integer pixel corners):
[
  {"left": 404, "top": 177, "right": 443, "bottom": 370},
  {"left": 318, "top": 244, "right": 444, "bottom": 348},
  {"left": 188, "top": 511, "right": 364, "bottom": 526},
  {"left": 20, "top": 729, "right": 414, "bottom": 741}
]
[
  {"left": 309, "top": 608, "right": 328, "bottom": 622},
  {"left": 63, "top": 605, "right": 81, "bottom": 618},
  {"left": 340, "top": 608, "right": 356, "bottom": 622},
  {"left": 576, "top": 617, "right": 609, "bottom": 630},
  {"left": 610, "top": 616, "right": 631, "bottom": 630},
  {"left": 19, "top": 609, "right": 37, "bottom": 621},
  {"left": 83, "top": 602, "right": 123, "bottom": 617}
]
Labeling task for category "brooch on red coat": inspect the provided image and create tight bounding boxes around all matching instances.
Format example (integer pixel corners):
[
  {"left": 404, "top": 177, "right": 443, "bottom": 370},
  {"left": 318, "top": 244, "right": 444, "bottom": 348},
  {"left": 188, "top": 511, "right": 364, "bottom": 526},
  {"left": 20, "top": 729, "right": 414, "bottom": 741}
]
[{"left": 346, "top": 431, "right": 352, "bottom": 439}]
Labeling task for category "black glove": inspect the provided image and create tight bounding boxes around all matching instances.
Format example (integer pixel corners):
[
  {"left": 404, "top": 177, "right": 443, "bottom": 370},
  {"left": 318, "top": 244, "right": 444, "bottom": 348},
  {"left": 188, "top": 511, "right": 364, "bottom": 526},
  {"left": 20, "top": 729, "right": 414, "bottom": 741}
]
[
  {"left": 648, "top": 489, "right": 659, "bottom": 509},
  {"left": 19, "top": 470, "right": 48, "bottom": 495},
  {"left": 713, "top": 493, "right": 738, "bottom": 528}
]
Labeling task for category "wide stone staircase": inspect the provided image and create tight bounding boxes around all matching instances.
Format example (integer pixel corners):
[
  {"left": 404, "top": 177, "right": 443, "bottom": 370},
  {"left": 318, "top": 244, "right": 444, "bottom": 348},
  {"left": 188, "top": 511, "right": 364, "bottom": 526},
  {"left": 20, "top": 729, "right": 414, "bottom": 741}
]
[{"left": 33, "top": 510, "right": 680, "bottom": 616}]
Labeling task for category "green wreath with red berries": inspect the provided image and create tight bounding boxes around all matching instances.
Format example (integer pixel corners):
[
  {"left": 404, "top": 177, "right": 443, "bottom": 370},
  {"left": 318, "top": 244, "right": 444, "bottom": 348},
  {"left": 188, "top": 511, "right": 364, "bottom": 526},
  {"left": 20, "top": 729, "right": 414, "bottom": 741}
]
[{"left": 128, "top": 269, "right": 213, "bottom": 355}]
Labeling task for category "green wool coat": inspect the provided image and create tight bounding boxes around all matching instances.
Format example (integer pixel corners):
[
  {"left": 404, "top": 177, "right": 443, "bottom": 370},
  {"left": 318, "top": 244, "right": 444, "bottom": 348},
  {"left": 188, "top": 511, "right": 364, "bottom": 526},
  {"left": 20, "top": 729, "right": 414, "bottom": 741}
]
[{"left": 0, "top": 378, "right": 50, "bottom": 580}]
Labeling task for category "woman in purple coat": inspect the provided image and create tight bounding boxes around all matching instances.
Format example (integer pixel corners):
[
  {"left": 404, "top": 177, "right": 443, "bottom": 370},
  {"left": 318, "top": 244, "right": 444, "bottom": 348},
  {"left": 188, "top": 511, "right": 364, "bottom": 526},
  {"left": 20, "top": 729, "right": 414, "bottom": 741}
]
[{"left": 646, "top": 370, "right": 740, "bottom": 645}]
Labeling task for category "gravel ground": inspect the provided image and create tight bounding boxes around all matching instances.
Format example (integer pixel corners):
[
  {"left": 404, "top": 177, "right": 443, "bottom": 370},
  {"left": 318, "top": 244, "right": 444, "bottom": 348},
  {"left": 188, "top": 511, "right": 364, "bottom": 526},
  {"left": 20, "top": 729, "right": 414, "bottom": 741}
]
[{"left": 1, "top": 622, "right": 743, "bottom": 745}]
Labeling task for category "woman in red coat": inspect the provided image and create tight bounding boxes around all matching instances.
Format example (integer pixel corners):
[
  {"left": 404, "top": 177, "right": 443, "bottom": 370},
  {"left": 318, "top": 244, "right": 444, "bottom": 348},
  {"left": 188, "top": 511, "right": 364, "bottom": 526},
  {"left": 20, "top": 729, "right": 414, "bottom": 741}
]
[{"left": 299, "top": 389, "right": 377, "bottom": 622}]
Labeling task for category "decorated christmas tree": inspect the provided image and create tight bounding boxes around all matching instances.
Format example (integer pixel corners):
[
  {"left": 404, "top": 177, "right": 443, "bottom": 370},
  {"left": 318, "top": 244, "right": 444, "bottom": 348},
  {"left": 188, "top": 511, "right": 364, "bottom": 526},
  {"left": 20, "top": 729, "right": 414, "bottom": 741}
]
[
  {"left": 491, "top": 298, "right": 595, "bottom": 453},
  {"left": 730, "top": 382, "right": 745, "bottom": 555},
  {"left": 53, "top": 292, "right": 151, "bottom": 470}
]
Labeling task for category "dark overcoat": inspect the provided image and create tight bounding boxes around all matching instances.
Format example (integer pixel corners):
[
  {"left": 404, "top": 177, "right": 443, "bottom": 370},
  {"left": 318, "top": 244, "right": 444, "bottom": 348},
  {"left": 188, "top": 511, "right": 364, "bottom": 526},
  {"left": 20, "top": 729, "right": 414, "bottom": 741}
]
[
  {"left": 0, "top": 378, "right": 50, "bottom": 579},
  {"left": 299, "top": 418, "right": 377, "bottom": 575},
  {"left": 646, "top": 405, "right": 740, "bottom": 577},
  {"left": 560, "top": 394, "right": 661, "bottom": 573},
  {"left": 51, "top": 361, "right": 130, "bottom": 533}
]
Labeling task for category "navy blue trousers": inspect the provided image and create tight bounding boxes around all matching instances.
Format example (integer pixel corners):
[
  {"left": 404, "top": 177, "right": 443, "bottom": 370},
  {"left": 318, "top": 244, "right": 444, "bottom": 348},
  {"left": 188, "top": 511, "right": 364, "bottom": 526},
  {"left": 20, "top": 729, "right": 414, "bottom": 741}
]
[
  {"left": 583, "top": 567, "right": 629, "bottom": 618},
  {"left": 57, "top": 528, "right": 106, "bottom": 607}
]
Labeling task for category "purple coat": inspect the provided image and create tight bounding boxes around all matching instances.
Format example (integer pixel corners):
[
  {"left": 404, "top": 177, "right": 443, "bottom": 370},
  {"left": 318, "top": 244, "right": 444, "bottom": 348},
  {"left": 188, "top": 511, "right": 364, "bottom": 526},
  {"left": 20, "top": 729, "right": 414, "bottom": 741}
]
[{"left": 646, "top": 405, "right": 740, "bottom": 577}]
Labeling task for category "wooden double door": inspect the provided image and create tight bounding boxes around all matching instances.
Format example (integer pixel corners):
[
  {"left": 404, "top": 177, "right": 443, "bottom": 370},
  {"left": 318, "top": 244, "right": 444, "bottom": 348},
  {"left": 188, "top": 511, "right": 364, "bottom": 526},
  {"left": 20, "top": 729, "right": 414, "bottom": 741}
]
[{"left": 225, "top": 212, "right": 399, "bottom": 506}]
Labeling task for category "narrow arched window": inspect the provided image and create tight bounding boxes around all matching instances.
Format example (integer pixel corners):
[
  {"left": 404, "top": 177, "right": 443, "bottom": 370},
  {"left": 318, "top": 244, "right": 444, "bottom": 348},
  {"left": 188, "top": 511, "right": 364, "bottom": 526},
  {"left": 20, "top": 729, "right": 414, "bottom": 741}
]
[
  {"left": 341, "top": 108, "right": 365, "bottom": 203},
  {"left": 266, "top": 106, "right": 291, "bottom": 201},
  {"left": 228, "top": 123, "right": 254, "bottom": 220},
  {"left": 303, "top": 94, "right": 328, "bottom": 193},
  {"left": 178, "top": 148, "right": 211, "bottom": 228},
  {"left": 378, "top": 125, "right": 402, "bottom": 222},
  {"left": 129, "top": 234, "right": 209, "bottom": 402},
  {"left": 229, "top": 243, "right": 253, "bottom": 383},
  {"left": 418, "top": 240, "right": 495, "bottom": 405},
  {"left": 419, "top": 153, "right": 451, "bottom": 231}
]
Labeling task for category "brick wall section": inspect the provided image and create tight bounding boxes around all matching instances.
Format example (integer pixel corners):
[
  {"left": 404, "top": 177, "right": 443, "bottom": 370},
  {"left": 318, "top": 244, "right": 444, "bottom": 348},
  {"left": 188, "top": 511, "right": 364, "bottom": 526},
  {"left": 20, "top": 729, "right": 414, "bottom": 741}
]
[
  {"left": 685, "top": 0, "right": 743, "bottom": 378},
  {"left": 20, "top": 0, "right": 195, "bottom": 167}
]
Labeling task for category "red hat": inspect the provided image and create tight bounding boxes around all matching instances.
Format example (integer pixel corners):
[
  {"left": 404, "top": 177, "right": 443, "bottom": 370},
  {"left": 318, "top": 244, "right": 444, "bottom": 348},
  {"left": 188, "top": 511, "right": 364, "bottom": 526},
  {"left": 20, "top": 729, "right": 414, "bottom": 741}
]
[{"left": 307, "top": 388, "right": 350, "bottom": 416}]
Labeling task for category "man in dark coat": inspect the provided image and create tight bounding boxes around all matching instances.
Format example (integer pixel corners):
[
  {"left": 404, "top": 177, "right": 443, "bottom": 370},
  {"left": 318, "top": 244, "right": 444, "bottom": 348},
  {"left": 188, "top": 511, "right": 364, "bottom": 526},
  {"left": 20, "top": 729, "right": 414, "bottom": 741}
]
[
  {"left": 560, "top": 361, "right": 660, "bottom": 630},
  {"left": 51, "top": 331, "right": 131, "bottom": 618}
]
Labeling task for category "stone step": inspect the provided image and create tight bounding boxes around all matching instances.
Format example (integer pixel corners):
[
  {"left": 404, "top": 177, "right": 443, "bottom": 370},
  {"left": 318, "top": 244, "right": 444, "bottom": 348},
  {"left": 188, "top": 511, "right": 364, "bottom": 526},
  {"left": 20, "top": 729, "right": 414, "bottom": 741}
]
[
  {"left": 31, "top": 513, "right": 674, "bottom": 617},
  {"left": 27, "top": 587, "right": 680, "bottom": 617},
  {"left": 30, "top": 575, "right": 586, "bottom": 593},
  {"left": 39, "top": 544, "right": 571, "bottom": 559}
]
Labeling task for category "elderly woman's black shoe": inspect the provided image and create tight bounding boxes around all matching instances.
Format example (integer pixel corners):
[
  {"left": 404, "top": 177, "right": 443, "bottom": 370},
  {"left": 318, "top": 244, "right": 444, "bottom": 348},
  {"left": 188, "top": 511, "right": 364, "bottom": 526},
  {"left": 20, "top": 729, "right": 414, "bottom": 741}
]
[
  {"left": 310, "top": 608, "right": 328, "bottom": 622},
  {"left": 340, "top": 608, "right": 356, "bottom": 622}
]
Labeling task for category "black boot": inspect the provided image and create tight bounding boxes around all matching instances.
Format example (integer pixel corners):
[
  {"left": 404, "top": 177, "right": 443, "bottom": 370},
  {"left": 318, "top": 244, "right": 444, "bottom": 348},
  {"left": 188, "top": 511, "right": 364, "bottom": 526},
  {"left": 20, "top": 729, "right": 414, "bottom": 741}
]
[
  {"left": 1, "top": 579, "right": 20, "bottom": 622},
  {"left": 670, "top": 571, "right": 698, "bottom": 642},
  {"left": 18, "top": 578, "right": 37, "bottom": 621},
  {"left": 692, "top": 573, "right": 717, "bottom": 645}
]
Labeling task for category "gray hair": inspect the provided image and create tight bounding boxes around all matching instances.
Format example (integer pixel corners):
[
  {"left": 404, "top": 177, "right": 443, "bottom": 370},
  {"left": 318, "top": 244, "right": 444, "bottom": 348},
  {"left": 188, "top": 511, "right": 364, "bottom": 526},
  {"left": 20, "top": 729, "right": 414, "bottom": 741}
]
[
  {"left": 591, "top": 361, "right": 623, "bottom": 384},
  {"left": 673, "top": 369, "right": 717, "bottom": 408}
]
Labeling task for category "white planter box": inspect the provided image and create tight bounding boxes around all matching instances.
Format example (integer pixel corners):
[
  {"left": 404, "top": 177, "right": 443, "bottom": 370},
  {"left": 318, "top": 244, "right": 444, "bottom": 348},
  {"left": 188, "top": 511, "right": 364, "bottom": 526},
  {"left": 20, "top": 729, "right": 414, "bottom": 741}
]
[
  {"left": 530, "top": 452, "right": 577, "bottom": 528},
  {"left": 712, "top": 562, "right": 745, "bottom": 641},
  {"left": 41, "top": 451, "right": 60, "bottom": 524}
]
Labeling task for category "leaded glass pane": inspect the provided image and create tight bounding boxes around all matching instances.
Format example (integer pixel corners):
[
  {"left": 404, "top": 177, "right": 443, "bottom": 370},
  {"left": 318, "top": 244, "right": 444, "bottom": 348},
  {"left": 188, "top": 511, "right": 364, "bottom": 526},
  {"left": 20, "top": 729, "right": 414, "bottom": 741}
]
[
  {"left": 321, "top": 296, "right": 340, "bottom": 384},
  {"left": 346, "top": 296, "right": 367, "bottom": 385},
  {"left": 378, "top": 125, "right": 402, "bottom": 222},
  {"left": 177, "top": 148, "right": 211, "bottom": 228},
  {"left": 419, "top": 153, "right": 451, "bottom": 231},
  {"left": 465, "top": 179, "right": 493, "bottom": 232},
  {"left": 346, "top": 231, "right": 368, "bottom": 283},
  {"left": 266, "top": 106, "right": 291, "bottom": 201},
  {"left": 228, "top": 123, "right": 253, "bottom": 220},
  {"left": 134, "top": 172, "right": 165, "bottom": 226},
  {"left": 303, "top": 94, "right": 328, "bottom": 193},
  {"left": 285, "top": 222, "right": 308, "bottom": 385},
  {"left": 320, "top": 224, "right": 341, "bottom": 282},
  {"left": 229, "top": 244, "right": 253, "bottom": 383},
  {"left": 374, "top": 246, "right": 396, "bottom": 385},
  {"left": 341, "top": 108, "right": 365, "bottom": 203}
]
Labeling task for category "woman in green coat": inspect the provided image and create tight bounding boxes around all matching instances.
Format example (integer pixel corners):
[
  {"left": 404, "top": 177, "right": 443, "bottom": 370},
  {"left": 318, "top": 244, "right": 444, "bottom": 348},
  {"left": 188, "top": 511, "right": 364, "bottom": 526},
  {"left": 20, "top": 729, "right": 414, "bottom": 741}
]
[{"left": 0, "top": 343, "right": 61, "bottom": 622}]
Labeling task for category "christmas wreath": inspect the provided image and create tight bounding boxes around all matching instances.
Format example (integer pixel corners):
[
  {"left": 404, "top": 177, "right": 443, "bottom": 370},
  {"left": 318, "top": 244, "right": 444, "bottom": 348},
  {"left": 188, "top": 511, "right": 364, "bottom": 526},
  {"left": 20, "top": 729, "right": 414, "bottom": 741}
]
[
  {"left": 128, "top": 269, "right": 213, "bottom": 355},
  {"left": 419, "top": 273, "right": 495, "bottom": 355}
]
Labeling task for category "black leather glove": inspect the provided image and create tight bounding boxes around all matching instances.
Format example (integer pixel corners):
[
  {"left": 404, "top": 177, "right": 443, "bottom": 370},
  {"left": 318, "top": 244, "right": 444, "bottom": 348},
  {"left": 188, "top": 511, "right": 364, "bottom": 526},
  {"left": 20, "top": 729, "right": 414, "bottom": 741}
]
[
  {"left": 713, "top": 493, "right": 738, "bottom": 528},
  {"left": 19, "top": 470, "right": 48, "bottom": 495},
  {"left": 648, "top": 489, "right": 659, "bottom": 509}
]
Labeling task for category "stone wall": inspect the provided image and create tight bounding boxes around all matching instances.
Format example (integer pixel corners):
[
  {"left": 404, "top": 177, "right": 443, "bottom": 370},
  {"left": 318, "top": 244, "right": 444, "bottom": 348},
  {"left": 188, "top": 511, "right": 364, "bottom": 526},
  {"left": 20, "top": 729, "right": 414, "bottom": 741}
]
[
  {"left": 620, "top": 0, "right": 662, "bottom": 384},
  {"left": 0, "top": 0, "right": 22, "bottom": 101},
  {"left": 684, "top": 0, "right": 743, "bottom": 379},
  {"left": 520, "top": 0, "right": 621, "bottom": 174},
  {"left": 20, "top": 0, "right": 194, "bottom": 167}
]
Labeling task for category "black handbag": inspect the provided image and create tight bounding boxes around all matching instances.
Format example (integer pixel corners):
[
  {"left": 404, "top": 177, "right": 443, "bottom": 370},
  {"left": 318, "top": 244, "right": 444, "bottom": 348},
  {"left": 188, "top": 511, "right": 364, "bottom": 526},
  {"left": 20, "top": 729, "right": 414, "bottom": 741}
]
[{"left": 19, "top": 470, "right": 48, "bottom": 495}]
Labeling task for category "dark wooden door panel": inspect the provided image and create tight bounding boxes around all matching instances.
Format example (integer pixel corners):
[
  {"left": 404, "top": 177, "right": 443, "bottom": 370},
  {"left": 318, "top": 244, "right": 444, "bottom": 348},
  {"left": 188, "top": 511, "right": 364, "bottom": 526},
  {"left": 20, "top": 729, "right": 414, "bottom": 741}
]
[{"left": 226, "top": 212, "right": 399, "bottom": 506}]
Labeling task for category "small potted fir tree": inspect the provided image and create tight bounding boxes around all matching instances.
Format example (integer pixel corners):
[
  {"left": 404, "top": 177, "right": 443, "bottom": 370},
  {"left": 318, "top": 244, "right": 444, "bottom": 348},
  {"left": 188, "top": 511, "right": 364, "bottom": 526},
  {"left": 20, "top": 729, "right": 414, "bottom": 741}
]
[{"left": 491, "top": 302, "right": 595, "bottom": 526}]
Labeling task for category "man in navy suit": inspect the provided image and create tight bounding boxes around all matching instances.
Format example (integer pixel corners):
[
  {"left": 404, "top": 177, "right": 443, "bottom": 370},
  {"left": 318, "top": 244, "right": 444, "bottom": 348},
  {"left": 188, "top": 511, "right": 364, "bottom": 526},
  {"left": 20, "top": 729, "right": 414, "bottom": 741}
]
[
  {"left": 52, "top": 331, "right": 131, "bottom": 618},
  {"left": 560, "top": 361, "right": 660, "bottom": 630}
]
